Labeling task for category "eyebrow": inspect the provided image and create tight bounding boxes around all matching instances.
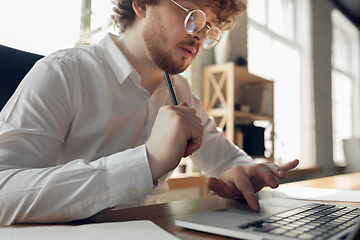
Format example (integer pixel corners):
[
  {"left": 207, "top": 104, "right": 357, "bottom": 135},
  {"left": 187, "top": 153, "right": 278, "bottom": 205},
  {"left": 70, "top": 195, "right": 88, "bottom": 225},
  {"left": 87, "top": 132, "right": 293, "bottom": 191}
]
[
  {"left": 198, "top": 4, "right": 219, "bottom": 26},
  {"left": 203, "top": 11, "right": 219, "bottom": 27},
  {"left": 179, "top": 0, "right": 219, "bottom": 27}
]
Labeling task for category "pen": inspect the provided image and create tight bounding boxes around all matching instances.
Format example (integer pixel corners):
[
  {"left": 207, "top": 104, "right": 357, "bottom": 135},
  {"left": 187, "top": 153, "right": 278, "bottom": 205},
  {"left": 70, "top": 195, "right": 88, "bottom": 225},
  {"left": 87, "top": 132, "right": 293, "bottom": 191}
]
[
  {"left": 164, "top": 72, "right": 178, "bottom": 105},
  {"left": 164, "top": 72, "right": 193, "bottom": 155}
]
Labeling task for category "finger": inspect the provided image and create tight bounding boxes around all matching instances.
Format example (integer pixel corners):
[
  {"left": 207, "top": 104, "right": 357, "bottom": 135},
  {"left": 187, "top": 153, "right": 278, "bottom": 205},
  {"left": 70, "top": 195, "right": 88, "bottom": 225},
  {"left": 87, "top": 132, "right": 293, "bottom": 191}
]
[
  {"left": 167, "top": 104, "right": 201, "bottom": 130},
  {"left": 183, "top": 124, "right": 204, "bottom": 157},
  {"left": 206, "top": 177, "right": 226, "bottom": 195},
  {"left": 233, "top": 173, "right": 260, "bottom": 211},
  {"left": 247, "top": 163, "right": 279, "bottom": 188},
  {"left": 262, "top": 159, "right": 300, "bottom": 180},
  {"left": 262, "top": 161, "right": 287, "bottom": 179},
  {"left": 182, "top": 110, "right": 202, "bottom": 125},
  {"left": 173, "top": 104, "right": 203, "bottom": 157},
  {"left": 177, "top": 103, "right": 199, "bottom": 122},
  {"left": 280, "top": 159, "right": 300, "bottom": 172},
  {"left": 178, "top": 101, "right": 188, "bottom": 107},
  {"left": 206, "top": 177, "right": 242, "bottom": 198},
  {"left": 178, "top": 102, "right": 197, "bottom": 115}
]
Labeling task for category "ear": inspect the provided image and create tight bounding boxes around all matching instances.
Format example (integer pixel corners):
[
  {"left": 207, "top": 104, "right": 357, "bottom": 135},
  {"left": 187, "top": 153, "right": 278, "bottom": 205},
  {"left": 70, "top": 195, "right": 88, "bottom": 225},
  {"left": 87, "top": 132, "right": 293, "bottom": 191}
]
[{"left": 132, "top": 0, "right": 147, "bottom": 19}]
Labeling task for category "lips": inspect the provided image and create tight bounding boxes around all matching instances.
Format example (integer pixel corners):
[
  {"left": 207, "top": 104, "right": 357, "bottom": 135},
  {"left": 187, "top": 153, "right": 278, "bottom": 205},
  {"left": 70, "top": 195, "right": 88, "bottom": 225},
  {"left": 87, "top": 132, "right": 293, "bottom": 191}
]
[
  {"left": 184, "top": 47, "right": 194, "bottom": 54},
  {"left": 180, "top": 46, "right": 196, "bottom": 59}
]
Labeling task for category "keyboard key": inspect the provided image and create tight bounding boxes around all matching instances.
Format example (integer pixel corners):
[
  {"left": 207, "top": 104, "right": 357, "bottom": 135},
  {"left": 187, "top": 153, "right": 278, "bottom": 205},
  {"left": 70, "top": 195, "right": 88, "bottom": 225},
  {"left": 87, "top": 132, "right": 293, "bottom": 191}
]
[
  {"left": 269, "top": 228, "right": 288, "bottom": 235},
  {"left": 239, "top": 203, "right": 359, "bottom": 239},
  {"left": 306, "top": 229, "right": 325, "bottom": 236},
  {"left": 283, "top": 232, "right": 299, "bottom": 238},
  {"left": 286, "top": 229, "right": 306, "bottom": 235},
  {"left": 275, "top": 208, "right": 306, "bottom": 218},
  {"left": 253, "top": 225, "right": 277, "bottom": 232},
  {"left": 298, "top": 233, "right": 318, "bottom": 239},
  {"left": 296, "top": 225, "right": 315, "bottom": 232},
  {"left": 281, "top": 225, "right": 296, "bottom": 230}
]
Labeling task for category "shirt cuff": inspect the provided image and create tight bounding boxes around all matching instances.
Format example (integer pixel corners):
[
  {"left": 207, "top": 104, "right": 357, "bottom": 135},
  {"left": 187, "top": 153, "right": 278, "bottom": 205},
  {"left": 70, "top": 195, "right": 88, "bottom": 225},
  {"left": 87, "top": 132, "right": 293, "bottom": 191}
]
[{"left": 105, "top": 144, "right": 154, "bottom": 206}]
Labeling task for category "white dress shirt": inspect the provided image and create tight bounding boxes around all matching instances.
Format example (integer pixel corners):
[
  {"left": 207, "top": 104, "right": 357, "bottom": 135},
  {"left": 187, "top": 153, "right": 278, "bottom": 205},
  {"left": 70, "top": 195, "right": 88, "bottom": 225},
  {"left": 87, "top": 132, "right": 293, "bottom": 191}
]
[{"left": 0, "top": 33, "right": 252, "bottom": 225}]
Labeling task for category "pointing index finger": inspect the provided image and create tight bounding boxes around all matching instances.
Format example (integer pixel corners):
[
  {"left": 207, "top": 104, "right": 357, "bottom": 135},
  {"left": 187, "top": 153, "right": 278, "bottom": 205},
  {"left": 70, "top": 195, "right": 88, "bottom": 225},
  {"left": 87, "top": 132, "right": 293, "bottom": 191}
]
[{"left": 280, "top": 159, "right": 300, "bottom": 172}]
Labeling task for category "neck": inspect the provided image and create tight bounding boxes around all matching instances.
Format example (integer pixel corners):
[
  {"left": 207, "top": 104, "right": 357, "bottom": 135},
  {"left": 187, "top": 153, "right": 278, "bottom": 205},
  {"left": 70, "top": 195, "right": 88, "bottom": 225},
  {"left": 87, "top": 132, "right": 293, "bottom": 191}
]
[{"left": 115, "top": 29, "right": 165, "bottom": 95}]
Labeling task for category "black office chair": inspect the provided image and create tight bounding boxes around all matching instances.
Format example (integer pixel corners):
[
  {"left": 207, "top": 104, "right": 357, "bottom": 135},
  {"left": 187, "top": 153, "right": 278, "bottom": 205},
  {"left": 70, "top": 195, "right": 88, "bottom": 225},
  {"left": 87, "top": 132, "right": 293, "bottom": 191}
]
[{"left": 0, "top": 45, "right": 43, "bottom": 110}]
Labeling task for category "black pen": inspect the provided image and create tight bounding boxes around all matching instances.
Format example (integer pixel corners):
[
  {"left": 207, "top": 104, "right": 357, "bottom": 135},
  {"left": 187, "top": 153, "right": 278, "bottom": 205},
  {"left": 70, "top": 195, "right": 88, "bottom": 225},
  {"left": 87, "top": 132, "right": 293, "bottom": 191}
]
[
  {"left": 164, "top": 72, "right": 178, "bottom": 105},
  {"left": 164, "top": 72, "right": 193, "bottom": 155}
]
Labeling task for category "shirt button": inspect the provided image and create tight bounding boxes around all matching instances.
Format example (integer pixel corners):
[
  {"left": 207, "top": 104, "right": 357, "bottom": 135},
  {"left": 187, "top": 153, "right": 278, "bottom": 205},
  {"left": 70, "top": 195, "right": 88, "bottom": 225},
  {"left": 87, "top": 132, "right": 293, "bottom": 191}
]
[{"left": 130, "top": 189, "right": 139, "bottom": 197}]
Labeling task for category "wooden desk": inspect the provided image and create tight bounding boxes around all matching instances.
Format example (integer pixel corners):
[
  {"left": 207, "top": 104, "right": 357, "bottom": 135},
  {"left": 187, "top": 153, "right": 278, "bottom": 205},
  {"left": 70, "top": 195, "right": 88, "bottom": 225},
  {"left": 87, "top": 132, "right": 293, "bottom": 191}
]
[{"left": 73, "top": 172, "right": 360, "bottom": 240}]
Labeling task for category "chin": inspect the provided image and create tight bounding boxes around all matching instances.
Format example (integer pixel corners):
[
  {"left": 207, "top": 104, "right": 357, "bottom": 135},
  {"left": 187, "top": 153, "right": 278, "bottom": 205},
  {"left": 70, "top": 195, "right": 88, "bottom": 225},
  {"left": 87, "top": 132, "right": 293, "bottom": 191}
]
[
  {"left": 167, "top": 63, "right": 190, "bottom": 75},
  {"left": 153, "top": 50, "right": 193, "bottom": 75}
]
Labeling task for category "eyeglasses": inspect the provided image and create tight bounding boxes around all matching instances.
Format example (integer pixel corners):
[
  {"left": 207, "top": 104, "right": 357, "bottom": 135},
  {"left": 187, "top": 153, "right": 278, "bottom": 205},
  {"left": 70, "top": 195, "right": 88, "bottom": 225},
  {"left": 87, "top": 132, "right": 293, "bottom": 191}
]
[{"left": 170, "top": 0, "right": 221, "bottom": 49}]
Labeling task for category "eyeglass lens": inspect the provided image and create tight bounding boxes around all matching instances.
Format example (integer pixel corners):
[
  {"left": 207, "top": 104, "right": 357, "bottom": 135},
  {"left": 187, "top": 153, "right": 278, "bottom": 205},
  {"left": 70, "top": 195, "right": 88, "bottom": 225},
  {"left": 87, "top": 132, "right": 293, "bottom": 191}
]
[
  {"left": 184, "top": 10, "right": 221, "bottom": 49},
  {"left": 204, "top": 28, "right": 221, "bottom": 48},
  {"left": 185, "top": 11, "right": 205, "bottom": 33}
]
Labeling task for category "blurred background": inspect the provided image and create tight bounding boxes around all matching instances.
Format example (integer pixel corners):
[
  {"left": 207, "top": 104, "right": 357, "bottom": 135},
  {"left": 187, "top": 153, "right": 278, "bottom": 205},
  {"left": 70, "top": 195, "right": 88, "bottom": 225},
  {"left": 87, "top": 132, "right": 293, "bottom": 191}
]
[{"left": 0, "top": 0, "right": 359, "bottom": 198}]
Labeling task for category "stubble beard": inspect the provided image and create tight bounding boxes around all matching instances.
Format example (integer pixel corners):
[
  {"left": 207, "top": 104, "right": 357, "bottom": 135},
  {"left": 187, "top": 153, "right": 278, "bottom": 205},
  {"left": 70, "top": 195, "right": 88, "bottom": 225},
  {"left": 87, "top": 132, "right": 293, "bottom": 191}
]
[{"left": 142, "top": 10, "right": 198, "bottom": 75}]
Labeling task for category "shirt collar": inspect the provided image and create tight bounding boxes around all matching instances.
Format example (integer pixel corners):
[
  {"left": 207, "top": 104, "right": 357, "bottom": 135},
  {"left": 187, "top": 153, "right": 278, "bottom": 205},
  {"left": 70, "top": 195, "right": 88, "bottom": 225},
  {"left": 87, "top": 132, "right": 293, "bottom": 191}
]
[
  {"left": 98, "top": 33, "right": 176, "bottom": 91},
  {"left": 98, "top": 33, "right": 141, "bottom": 86}
]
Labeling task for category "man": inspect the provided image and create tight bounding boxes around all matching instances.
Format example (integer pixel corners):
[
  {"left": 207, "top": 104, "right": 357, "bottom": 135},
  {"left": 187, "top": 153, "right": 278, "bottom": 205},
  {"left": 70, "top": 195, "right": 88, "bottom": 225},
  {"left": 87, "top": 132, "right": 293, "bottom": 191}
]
[{"left": 0, "top": 0, "right": 299, "bottom": 225}]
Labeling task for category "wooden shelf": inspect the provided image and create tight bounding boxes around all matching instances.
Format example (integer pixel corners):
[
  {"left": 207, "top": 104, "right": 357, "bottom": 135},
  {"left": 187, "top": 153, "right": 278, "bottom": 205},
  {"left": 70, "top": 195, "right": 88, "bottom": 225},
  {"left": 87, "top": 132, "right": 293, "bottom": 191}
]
[
  {"left": 208, "top": 109, "right": 273, "bottom": 122},
  {"left": 203, "top": 62, "right": 274, "bottom": 161}
]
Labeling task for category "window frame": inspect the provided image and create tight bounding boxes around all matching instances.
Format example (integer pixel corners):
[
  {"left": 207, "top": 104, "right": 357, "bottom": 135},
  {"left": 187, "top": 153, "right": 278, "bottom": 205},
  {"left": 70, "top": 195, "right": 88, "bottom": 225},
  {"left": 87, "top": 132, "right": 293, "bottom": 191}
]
[
  {"left": 331, "top": 9, "right": 360, "bottom": 164},
  {"left": 247, "top": 0, "right": 313, "bottom": 167}
]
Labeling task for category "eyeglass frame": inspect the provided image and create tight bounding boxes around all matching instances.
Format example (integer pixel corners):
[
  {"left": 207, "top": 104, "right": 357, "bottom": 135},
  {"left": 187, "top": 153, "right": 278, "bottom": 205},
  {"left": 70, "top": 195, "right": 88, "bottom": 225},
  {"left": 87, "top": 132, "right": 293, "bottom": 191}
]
[{"left": 170, "top": 0, "right": 221, "bottom": 49}]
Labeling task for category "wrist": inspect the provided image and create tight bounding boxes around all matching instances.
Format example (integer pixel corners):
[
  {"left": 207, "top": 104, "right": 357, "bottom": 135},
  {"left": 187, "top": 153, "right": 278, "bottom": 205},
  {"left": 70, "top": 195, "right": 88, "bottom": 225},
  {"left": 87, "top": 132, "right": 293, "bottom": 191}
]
[{"left": 145, "top": 143, "right": 165, "bottom": 182}]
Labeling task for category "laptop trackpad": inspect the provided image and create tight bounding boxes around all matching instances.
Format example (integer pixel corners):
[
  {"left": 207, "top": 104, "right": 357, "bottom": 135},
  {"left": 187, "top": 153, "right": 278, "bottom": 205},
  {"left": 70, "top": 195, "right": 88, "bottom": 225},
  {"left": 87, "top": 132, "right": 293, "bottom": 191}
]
[
  {"left": 215, "top": 203, "right": 290, "bottom": 225},
  {"left": 218, "top": 197, "right": 308, "bottom": 223},
  {"left": 175, "top": 198, "right": 308, "bottom": 231},
  {"left": 221, "top": 204, "right": 288, "bottom": 216}
]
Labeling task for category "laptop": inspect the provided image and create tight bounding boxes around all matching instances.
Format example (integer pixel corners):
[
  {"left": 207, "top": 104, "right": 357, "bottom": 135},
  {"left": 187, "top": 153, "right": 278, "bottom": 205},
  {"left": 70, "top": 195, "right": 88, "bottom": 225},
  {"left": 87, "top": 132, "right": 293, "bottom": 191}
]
[{"left": 175, "top": 197, "right": 360, "bottom": 240}]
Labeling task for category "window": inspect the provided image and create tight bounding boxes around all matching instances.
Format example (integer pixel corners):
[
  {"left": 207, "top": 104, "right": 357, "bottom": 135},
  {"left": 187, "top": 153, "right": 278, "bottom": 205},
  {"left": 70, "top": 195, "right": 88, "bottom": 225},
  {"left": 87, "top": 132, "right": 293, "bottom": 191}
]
[
  {"left": 78, "top": 0, "right": 115, "bottom": 45},
  {"left": 0, "top": 1, "right": 82, "bottom": 55},
  {"left": 331, "top": 9, "right": 360, "bottom": 164},
  {"left": 247, "top": 0, "right": 312, "bottom": 166},
  {"left": 0, "top": 0, "right": 115, "bottom": 55},
  {"left": 248, "top": 0, "right": 295, "bottom": 42}
]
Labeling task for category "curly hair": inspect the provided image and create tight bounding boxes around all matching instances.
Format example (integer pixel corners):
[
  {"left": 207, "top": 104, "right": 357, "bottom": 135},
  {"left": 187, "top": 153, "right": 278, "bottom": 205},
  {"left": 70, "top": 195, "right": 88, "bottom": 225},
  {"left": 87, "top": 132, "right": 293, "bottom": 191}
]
[{"left": 111, "top": 0, "right": 246, "bottom": 33}]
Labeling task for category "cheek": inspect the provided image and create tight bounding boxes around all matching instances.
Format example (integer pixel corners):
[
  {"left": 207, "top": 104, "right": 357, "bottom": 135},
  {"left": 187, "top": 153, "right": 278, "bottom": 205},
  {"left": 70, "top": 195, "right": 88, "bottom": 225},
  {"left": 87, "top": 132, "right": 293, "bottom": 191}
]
[{"left": 160, "top": 11, "right": 188, "bottom": 38}]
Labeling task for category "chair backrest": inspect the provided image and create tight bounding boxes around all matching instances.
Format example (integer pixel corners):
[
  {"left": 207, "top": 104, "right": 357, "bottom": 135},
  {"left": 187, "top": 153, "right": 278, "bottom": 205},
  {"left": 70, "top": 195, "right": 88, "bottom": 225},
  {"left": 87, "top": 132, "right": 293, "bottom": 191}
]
[{"left": 0, "top": 45, "right": 43, "bottom": 110}]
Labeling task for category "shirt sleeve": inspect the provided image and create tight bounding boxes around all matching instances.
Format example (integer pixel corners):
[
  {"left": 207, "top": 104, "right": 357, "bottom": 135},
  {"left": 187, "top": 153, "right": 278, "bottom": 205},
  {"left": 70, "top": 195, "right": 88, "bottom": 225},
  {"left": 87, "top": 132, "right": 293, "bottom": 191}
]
[
  {"left": 0, "top": 56, "right": 153, "bottom": 225},
  {"left": 188, "top": 94, "right": 253, "bottom": 177}
]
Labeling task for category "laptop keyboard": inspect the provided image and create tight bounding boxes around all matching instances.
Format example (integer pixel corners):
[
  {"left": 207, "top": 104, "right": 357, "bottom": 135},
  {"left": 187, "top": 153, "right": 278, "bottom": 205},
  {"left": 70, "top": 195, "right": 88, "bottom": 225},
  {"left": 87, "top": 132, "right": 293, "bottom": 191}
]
[{"left": 238, "top": 203, "right": 360, "bottom": 239}]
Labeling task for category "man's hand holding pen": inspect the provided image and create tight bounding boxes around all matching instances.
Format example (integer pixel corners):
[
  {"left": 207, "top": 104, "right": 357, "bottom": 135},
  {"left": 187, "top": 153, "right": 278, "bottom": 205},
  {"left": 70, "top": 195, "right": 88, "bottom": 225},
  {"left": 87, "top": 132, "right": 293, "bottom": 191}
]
[
  {"left": 146, "top": 72, "right": 204, "bottom": 182},
  {"left": 146, "top": 72, "right": 299, "bottom": 211},
  {"left": 145, "top": 102, "right": 204, "bottom": 182}
]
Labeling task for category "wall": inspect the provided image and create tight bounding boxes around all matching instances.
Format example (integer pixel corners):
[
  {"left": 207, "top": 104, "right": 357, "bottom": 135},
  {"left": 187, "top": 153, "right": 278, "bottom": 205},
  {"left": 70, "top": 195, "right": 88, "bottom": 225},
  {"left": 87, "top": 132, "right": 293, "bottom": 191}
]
[
  {"left": 190, "top": 0, "right": 248, "bottom": 101},
  {"left": 311, "top": 0, "right": 342, "bottom": 178},
  {"left": 189, "top": 0, "right": 353, "bottom": 181}
]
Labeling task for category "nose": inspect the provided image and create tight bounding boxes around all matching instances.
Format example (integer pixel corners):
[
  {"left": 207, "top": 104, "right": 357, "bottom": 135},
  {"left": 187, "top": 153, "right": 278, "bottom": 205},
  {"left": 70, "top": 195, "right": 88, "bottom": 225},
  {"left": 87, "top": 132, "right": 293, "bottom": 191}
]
[{"left": 190, "top": 26, "right": 207, "bottom": 46}]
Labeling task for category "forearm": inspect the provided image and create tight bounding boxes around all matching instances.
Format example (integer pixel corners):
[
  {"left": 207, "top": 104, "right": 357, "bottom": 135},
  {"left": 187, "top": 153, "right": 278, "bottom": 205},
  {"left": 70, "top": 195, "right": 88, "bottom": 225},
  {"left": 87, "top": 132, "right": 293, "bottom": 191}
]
[{"left": 0, "top": 145, "right": 153, "bottom": 225}]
